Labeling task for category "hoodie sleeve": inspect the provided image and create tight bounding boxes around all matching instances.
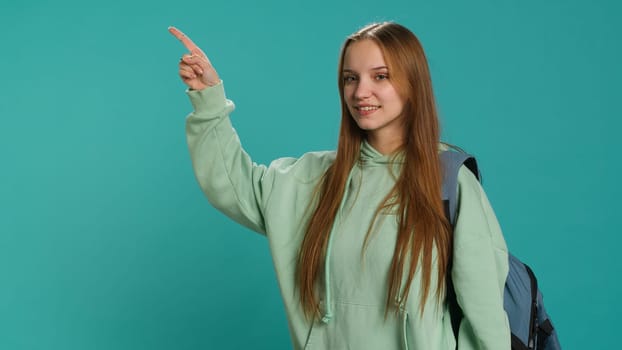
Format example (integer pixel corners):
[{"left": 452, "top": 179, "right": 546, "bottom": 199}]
[
  {"left": 451, "top": 166, "right": 511, "bottom": 350},
  {"left": 185, "top": 82, "right": 271, "bottom": 234}
]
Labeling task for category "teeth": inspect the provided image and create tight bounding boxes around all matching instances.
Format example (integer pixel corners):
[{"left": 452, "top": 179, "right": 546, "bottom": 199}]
[{"left": 359, "top": 106, "right": 379, "bottom": 111}]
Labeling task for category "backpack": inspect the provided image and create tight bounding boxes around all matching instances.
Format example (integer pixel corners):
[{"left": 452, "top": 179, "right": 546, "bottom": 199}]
[{"left": 440, "top": 149, "right": 561, "bottom": 350}]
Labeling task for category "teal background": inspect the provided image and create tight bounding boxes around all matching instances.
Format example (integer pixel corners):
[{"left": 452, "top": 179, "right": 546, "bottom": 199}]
[{"left": 1, "top": 0, "right": 619, "bottom": 348}]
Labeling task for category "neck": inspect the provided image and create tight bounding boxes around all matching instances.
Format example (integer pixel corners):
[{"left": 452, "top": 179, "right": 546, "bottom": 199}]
[{"left": 367, "top": 132, "right": 403, "bottom": 155}]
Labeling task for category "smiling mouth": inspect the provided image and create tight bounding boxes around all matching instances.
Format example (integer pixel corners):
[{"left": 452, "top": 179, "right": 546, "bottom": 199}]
[{"left": 356, "top": 105, "right": 380, "bottom": 111}]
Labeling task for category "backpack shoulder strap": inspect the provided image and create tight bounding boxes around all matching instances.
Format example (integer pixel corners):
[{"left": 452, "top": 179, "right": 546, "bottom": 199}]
[{"left": 440, "top": 149, "right": 480, "bottom": 225}]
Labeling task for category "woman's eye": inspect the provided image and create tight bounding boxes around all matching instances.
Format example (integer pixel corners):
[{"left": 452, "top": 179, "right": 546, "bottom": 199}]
[
  {"left": 375, "top": 73, "right": 389, "bottom": 80},
  {"left": 343, "top": 75, "right": 357, "bottom": 83}
]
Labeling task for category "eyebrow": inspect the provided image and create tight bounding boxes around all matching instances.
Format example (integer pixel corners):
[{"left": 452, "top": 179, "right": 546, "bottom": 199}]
[{"left": 342, "top": 66, "right": 389, "bottom": 73}]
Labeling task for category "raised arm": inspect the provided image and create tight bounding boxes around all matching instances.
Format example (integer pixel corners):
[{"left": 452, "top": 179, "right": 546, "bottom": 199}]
[{"left": 169, "top": 26, "right": 270, "bottom": 234}]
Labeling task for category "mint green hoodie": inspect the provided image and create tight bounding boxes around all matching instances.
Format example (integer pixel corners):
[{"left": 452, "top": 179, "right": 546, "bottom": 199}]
[{"left": 185, "top": 82, "right": 511, "bottom": 350}]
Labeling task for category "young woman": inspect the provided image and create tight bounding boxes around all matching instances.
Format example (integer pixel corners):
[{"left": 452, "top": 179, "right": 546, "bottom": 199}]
[{"left": 170, "top": 22, "right": 511, "bottom": 350}]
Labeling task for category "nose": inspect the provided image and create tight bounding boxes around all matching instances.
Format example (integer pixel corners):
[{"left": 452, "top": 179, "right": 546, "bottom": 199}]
[{"left": 353, "top": 78, "right": 372, "bottom": 100}]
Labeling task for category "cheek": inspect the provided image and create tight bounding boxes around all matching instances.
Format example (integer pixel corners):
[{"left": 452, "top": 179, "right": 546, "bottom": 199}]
[
  {"left": 343, "top": 86, "right": 354, "bottom": 99},
  {"left": 383, "top": 88, "right": 405, "bottom": 108},
  {"left": 342, "top": 87, "right": 355, "bottom": 106}
]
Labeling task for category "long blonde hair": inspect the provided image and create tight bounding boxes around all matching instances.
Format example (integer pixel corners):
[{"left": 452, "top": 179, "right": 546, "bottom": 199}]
[{"left": 297, "top": 22, "right": 451, "bottom": 317}]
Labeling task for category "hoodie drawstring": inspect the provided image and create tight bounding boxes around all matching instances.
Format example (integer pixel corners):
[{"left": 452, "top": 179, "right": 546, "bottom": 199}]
[
  {"left": 321, "top": 170, "right": 355, "bottom": 324},
  {"left": 401, "top": 304, "right": 411, "bottom": 350}
]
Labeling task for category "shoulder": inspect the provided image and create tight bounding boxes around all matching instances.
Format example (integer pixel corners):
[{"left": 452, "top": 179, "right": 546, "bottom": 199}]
[
  {"left": 267, "top": 150, "right": 336, "bottom": 184},
  {"left": 457, "top": 165, "right": 482, "bottom": 193},
  {"left": 456, "top": 164, "right": 490, "bottom": 216},
  {"left": 454, "top": 164, "right": 507, "bottom": 251}
]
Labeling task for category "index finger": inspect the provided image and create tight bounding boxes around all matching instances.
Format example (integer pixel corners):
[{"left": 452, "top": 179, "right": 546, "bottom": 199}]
[{"left": 168, "top": 26, "right": 205, "bottom": 56}]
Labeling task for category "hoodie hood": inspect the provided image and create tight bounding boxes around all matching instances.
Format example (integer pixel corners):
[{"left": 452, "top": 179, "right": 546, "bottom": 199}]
[{"left": 359, "top": 140, "right": 405, "bottom": 167}]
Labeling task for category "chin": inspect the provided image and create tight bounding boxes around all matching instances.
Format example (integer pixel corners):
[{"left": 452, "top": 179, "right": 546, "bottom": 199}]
[
  {"left": 354, "top": 121, "right": 377, "bottom": 131},
  {"left": 352, "top": 116, "right": 375, "bottom": 129}
]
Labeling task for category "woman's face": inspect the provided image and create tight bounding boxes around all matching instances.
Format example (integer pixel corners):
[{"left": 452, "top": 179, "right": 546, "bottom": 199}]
[{"left": 342, "top": 39, "right": 405, "bottom": 145}]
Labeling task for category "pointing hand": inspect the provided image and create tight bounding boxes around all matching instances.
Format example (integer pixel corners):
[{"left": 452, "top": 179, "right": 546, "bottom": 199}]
[{"left": 169, "top": 26, "right": 221, "bottom": 90}]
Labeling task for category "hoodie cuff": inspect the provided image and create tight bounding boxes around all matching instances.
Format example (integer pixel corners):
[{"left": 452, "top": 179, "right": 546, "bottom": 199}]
[{"left": 186, "top": 81, "right": 235, "bottom": 118}]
